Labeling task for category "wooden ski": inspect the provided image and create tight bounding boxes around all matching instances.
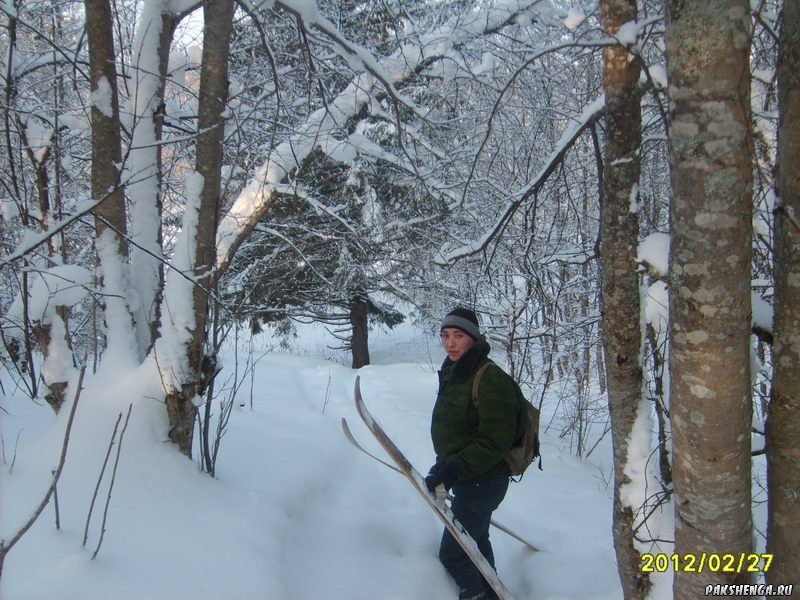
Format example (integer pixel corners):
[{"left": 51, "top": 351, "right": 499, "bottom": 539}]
[
  {"left": 353, "top": 376, "right": 515, "bottom": 600},
  {"left": 341, "top": 417, "right": 540, "bottom": 553}
]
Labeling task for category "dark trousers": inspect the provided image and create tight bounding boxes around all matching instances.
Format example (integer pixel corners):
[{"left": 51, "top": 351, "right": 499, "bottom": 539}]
[{"left": 439, "top": 474, "right": 509, "bottom": 599}]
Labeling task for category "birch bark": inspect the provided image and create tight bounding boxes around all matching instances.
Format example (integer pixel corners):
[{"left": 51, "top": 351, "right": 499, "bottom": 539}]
[
  {"left": 665, "top": 1, "right": 754, "bottom": 597},
  {"left": 163, "top": 0, "right": 235, "bottom": 456}
]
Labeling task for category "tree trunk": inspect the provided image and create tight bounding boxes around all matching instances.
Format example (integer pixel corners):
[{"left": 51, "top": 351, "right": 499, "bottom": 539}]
[
  {"left": 665, "top": 2, "right": 753, "bottom": 597},
  {"left": 350, "top": 297, "right": 370, "bottom": 369},
  {"left": 23, "top": 114, "right": 74, "bottom": 410},
  {"left": 84, "top": 0, "right": 127, "bottom": 254},
  {"left": 84, "top": 0, "right": 133, "bottom": 358},
  {"left": 30, "top": 306, "right": 73, "bottom": 412},
  {"left": 164, "top": 0, "right": 235, "bottom": 457},
  {"left": 599, "top": 1, "right": 649, "bottom": 597},
  {"left": 766, "top": 0, "right": 800, "bottom": 589},
  {"left": 126, "top": 5, "right": 178, "bottom": 358}
]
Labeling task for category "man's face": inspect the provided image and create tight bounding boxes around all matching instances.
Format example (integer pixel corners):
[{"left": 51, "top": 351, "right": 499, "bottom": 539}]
[{"left": 440, "top": 327, "right": 475, "bottom": 362}]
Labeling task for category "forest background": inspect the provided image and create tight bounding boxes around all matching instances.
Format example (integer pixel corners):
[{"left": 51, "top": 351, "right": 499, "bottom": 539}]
[{"left": 0, "top": 0, "right": 798, "bottom": 598}]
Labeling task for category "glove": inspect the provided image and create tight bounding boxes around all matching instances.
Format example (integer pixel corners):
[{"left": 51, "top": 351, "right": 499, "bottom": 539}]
[{"left": 424, "top": 459, "right": 459, "bottom": 492}]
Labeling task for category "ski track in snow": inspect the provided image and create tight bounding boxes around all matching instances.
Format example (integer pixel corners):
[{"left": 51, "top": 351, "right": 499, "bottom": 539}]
[{"left": 0, "top": 324, "right": 625, "bottom": 600}]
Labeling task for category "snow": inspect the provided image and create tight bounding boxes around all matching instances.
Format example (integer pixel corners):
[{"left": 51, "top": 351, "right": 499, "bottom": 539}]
[
  {"left": 150, "top": 169, "right": 203, "bottom": 391},
  {"left": 90, "top": 76, "right": 115, "bottom": 119},
  {"left": 0, "top": 198, "right": 19, "bottom": 221},
  {"left": 644, "top": 280, "right": 669, "bottom": 330},
  {"left": 123, "top": 0, "right": 171, "bottom": 358},
  {"left": 95, "top": 232, "right": 138, "bottom": 368},
  {"left": 26, "top": 265, "right": 93, "bottom": 321},
  {"left": 2, "top": 265, "right": 93, "bottom": 387},
  {"left": 628, "top": 183, "right": 640, "bottom": 214},
  {"left": 638, "top": 232, "right": 670, "bottom": 277},
  {"left": 615, "top": 21, "right": 640, "bottom": 48},
  {"left": 24, "top": 119, "right": 53, "bottom": 164},
  {"left": 1, "top": 321, "right": 625, "bottom": 600},
  {"left": 751, "top": 291, "right": 772, "bottom": 334},
  {"left": 563, "top": 10, "right": 585, "bottom": 31},
  {"left": 647, "top": 65, "right": 668, "bottom": 90}
]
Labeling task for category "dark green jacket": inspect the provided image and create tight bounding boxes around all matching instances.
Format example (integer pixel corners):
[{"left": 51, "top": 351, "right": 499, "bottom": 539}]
[{"left": 431, "top": 338, "right": 521, "bottom": 483}]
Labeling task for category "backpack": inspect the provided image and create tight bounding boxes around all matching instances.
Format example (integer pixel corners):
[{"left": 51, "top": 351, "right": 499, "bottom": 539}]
[{"left": 472, "top": 361, "right": 542, "bottom": 476}]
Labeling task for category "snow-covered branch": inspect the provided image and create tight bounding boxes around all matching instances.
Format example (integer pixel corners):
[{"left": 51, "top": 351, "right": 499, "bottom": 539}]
[
  {"left": 435, "top": 94, "right": 606, "bottom": 265},
  {"left": 215, "top": 0, "right": 547, "bottom": 275}
]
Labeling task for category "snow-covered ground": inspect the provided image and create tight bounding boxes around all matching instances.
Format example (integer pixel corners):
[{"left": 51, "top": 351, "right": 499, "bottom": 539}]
[{"left": 1, "top": 320, "right": 626, "bottom": 599}]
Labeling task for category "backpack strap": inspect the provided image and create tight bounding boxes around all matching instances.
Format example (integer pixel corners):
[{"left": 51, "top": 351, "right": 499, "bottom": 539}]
[{"left": 471, "top": 360, "right": 495, "bottom": 405}]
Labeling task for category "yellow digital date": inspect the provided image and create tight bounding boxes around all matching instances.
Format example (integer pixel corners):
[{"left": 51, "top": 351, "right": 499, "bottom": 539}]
[{"left": 640, "top": 553, "right": 773, "bottom": 574}]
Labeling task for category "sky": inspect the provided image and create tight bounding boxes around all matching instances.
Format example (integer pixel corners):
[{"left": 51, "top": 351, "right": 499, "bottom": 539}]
[{"left": 1, "top": 317, "right": 636, "bottom": 600}]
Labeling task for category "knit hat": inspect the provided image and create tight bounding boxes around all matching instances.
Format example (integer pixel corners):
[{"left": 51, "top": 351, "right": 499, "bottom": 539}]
[{"left": 440, "top": 307, "right": 481, "bottom": 340}]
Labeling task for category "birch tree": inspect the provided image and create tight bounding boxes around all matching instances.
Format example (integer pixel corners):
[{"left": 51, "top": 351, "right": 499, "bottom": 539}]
[
  {"left": 665, "top": 1, "right": 753, "bottom": 597},
  {"left": 767, "top": 0, "right": 800, "bottom": 587},
  {"left": 160, "top": 0, "right": 235, "bottom": 456},
  {"left": 123, "top": 1, "right": 180, "bottom": 358},
  {"left": 599, "top": 0, "right": 649, "bottom": 597}
]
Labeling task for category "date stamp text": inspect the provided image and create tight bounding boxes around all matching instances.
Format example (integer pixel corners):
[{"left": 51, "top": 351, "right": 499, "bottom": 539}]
[{"left": 640, "top": 552, "right": 773, "bottom": 574}]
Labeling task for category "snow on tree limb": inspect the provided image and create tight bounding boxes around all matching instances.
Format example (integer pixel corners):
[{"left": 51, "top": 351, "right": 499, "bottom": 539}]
[
  {"left": 1, "top": 196, "right": 112, "bottom": 265},
  {"left": 434, "top": 94, "right": 606, "bottom": 265},
  {"left": 215, "top": 0, "right": 546, "bottom": 275}
]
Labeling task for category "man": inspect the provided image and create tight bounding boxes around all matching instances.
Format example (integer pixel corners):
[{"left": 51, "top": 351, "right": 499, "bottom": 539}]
[{"left": 425, "top": 307, "right": 522, "bottom": 600}]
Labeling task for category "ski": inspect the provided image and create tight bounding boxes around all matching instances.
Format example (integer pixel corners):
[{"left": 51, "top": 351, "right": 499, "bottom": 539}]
[
  {"left": 341, "top": 417, "right": 540, "bottom": 553},
  {"left": 342, "top": 416, "right": 402, "bottom": 475},
  {"left": 353, "top": 376, "right": 516, "bottom": 600}
]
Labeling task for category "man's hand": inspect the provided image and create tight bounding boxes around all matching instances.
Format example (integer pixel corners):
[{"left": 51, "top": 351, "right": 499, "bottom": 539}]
[{"left": 424, "top": 459, "right": 459, "bottom": 492}]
